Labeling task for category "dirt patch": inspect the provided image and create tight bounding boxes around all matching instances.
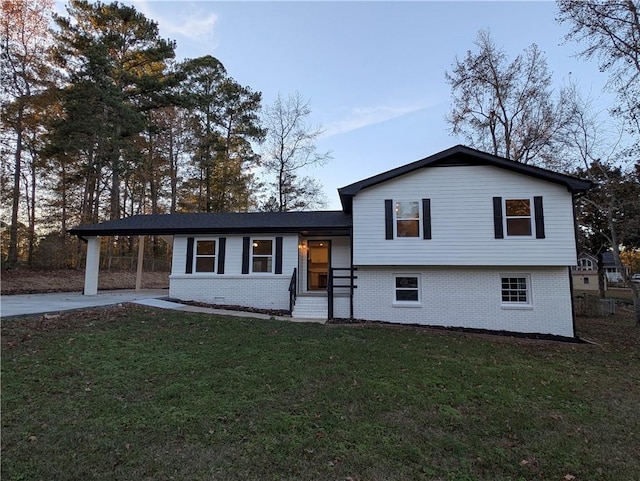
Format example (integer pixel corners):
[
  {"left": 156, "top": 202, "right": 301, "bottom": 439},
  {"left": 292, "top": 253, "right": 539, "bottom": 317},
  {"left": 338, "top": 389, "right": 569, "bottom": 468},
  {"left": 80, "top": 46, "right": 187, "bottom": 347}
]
[{"left": 1, "top": 268, "right": 169, "bottom": 295}]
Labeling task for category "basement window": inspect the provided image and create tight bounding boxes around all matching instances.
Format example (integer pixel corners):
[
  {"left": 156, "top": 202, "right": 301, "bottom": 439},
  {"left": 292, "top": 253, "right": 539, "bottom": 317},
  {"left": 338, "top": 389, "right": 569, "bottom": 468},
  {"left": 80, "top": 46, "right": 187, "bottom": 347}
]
[
  {"left": 501, "top": 275, "right": 532, "bottom": 308},
  {"left": 394, "top": 275, "right": 421, "bottom": 305}
]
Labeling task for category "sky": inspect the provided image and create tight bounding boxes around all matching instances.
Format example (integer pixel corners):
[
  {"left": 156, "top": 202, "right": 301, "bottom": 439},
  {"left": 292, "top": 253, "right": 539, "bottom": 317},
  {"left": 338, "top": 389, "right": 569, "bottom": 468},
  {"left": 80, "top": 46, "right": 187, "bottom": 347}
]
[{"left": 57, "top": 1, "right": 612, "bottom": 210}]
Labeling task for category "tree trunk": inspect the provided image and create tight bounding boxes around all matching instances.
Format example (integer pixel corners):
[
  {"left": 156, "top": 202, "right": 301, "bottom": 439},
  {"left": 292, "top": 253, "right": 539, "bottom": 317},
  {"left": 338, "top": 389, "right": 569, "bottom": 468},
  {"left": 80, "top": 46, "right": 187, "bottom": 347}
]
[
  {"left": 169, "top": 130, "right": 177, "bottom": 214},
  {"left": 597, "top": 251, "right": 606, "bottom": 299},
  {"left": 148, "top": 132, "right": 158, "bottom": 215},
  {"left": 7, "top": 108, "right": 23, "bottom": 266},
  {"left": 110, "top": 156, "right": 120, "bottom": 220},
  {"left": 110, "top": 125, "right": 122, "bottom": 220},
  {"left": 27, "top": 158, "right": 36, "bottom": 266}
]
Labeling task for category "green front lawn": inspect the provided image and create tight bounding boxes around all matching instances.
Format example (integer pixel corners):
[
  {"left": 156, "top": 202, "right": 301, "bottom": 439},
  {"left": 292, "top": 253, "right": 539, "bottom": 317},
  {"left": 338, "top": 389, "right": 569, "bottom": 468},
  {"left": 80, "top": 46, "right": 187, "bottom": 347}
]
[{"left": 2, "top": 306, "right": 639, "bottom": 480}]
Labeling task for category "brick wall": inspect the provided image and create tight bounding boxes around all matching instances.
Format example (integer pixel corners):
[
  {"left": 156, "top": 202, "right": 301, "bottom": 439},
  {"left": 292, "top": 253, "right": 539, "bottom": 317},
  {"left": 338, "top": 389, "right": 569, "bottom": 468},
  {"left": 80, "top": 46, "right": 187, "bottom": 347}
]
[
  {"left": 170, "top": 275, "right": 291, "bottom": 310},
  {"left": 353, "top": 266, "right": 574, "bottom": 337}
]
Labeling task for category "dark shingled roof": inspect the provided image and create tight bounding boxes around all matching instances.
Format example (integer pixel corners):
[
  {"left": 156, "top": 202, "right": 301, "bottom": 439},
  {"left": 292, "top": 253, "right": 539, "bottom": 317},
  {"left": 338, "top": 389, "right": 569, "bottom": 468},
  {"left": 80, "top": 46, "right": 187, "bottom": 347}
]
[
  {"left": 69, "top": 211, "right": 352, "bottom": 237},
  {"left": 70, "top": 145, "right": 594, "bottom": 236},
  {"left": 338, "top": 144, "right": 593, "bottom": 213}
]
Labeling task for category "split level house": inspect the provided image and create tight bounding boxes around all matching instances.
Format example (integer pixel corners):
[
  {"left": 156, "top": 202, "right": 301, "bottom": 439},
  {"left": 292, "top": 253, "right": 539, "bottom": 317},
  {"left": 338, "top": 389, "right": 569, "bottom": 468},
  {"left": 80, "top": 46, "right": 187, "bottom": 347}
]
[{"left": 70, "top": 145, "right": 592, "bottom": 338}]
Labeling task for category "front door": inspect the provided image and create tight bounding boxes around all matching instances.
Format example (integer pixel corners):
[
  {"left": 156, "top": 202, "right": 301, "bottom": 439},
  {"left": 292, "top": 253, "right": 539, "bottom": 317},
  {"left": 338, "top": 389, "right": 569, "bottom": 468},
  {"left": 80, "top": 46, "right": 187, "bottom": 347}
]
[{"left": 307, "top": 240, "right": 330, "bottom": 290}]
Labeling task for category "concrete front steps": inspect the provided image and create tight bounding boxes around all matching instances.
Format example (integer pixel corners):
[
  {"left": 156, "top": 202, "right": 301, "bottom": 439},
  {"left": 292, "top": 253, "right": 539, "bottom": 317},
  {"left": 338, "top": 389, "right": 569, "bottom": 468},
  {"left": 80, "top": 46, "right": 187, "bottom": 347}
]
[{"left": 291, "top": 295, "right": 328, "bottom": 320}]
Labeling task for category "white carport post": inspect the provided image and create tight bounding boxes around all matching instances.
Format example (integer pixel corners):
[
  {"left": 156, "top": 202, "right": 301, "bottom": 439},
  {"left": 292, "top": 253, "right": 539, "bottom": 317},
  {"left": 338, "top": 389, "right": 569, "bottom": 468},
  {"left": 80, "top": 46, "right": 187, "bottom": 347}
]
[
  {"left": 84, "top": 236, "right": 101, "bottom": 295},
  {"left": 135, "top": 235, "right": 145, "bottom": 291}
]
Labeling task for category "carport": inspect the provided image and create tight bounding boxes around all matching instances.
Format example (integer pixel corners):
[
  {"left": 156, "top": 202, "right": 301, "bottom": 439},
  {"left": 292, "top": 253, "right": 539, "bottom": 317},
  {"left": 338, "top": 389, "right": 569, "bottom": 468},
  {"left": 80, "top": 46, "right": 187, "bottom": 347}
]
[{"left": 69, "top": 216, "right": 177, "bottom": 296}]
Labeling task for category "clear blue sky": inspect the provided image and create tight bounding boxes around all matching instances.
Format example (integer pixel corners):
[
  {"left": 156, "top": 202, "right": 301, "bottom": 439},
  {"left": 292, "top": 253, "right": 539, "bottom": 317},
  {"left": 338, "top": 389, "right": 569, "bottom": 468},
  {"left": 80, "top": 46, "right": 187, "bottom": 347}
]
[{"left": 65, "top": 1, "right": 611, "bottom": 210}]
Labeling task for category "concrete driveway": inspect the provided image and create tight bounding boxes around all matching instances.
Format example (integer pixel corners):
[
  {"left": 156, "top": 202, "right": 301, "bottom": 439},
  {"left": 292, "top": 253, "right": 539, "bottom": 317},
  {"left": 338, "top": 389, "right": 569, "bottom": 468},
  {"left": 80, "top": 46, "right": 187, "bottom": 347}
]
[
  {"left": 1, "top": 289, "right": 168, "bottom": 318},
  {"left": 1, "top": 289, "right": 325, "bottom": 323}
]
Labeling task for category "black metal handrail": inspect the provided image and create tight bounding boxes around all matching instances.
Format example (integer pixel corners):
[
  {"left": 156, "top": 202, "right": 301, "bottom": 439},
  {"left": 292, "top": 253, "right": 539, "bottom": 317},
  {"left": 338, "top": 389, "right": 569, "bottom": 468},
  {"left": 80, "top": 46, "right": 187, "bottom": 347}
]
[
  {"left": 327, "top": 267, "right": 358, "bottom": 320},
  {"left": 288, "top": 268, "right": 297, "bottom": 314}
]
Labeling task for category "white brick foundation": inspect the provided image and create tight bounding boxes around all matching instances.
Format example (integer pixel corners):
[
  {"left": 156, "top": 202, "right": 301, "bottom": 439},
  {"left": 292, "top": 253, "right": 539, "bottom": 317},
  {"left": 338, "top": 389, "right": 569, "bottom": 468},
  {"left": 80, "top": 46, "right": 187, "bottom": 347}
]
[
  {"left": 353, "top": 266, "right": 574, "bottom": 337},
  {"left": 170, "top": 275, "right": 291, "bottom": 311}
]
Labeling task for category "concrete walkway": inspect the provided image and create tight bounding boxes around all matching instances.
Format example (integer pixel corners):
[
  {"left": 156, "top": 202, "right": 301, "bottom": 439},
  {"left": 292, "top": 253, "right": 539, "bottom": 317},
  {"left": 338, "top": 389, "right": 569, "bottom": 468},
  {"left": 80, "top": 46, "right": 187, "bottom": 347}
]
[
  {"left": 1, "top": 289, "right": 325, "bottom": 324},
  {"left": 1, "top": 289, "right": 168, "bottom": 318}
]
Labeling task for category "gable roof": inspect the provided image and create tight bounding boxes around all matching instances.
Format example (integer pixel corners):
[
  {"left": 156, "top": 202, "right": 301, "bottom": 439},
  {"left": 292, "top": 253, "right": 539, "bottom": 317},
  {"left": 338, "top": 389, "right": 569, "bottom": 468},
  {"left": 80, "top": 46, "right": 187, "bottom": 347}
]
[
  {"left": 602, "top": 252, "right": 623, "bottom": 268},
  {"left": 69, "top": 211, "right": 352, "bottom": 237},
  {"left": 338, "top": 144, "right": 593, "bottom": 213}
]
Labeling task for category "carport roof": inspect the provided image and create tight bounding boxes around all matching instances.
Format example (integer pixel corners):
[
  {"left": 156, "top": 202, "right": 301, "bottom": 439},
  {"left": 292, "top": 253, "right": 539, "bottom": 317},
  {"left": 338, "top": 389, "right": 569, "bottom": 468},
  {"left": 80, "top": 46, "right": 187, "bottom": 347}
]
[{"left": 69, "top": 211, "right": 353, "bottom": 237}]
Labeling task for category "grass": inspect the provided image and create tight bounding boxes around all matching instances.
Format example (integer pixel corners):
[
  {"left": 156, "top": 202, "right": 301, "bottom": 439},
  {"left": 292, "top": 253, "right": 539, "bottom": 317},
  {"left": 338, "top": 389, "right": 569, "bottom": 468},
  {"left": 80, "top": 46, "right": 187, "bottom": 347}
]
[{"left": 2, "top": 306, "right": 639, "bottom": 481}]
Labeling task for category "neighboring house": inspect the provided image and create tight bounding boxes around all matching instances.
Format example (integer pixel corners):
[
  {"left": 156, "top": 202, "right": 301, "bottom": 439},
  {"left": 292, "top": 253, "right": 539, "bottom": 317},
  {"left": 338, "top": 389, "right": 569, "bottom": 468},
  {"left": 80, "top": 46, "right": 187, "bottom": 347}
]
[
  {"left": 70, "top": 145, "right": 592, "bottom": 338},
  {"left": 602, "top": 252, "right": 628, "bottom": 283},
  {"left": 572, "top": 252, "right": 601, "bottom": 292}
]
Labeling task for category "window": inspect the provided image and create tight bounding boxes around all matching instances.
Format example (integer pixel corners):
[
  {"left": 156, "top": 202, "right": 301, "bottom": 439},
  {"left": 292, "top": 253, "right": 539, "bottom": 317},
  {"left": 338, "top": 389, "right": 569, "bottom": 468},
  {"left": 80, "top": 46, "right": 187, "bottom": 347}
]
[
  {"left": 501, "top": 276, "right": 530, "bottom": 305},
  {"left": 395, "top": 201, "right": 420, "bottom": 237},
  {"left": 504, "top": 199, "right": 532, "bottom": 236},
  {"left": 251, "top": 239, "right": 273, "bottom": 273},
  {"left": 576, "top": 258, "right": 595, "bottom": 270},
  {"left": 395, "top": 275, "right": 420, "bottom": 303},
  {"left": 195, "top": 240, "right": 216, "bottom": 273},
  {"left": 583, "top": 277, "right": 590, "bottom": 285}
]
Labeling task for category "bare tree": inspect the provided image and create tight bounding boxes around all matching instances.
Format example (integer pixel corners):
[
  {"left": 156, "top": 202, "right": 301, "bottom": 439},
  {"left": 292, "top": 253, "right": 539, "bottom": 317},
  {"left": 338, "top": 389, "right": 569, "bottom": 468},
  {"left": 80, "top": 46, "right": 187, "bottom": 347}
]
[
  {"left": 565, "top": 88, "right": 640, "bottom": 324},
  {"left": 445, "top": 30, "right": 574, "bottom": 166},
  {"left": 261, "top": 92, "right": 331, "bottom": 211},
  {"left": 1, "top": 0, "right": 53, "bottom": 265},
  {"left": 557, "top": 0, "right": 640, "bottom": 144}
]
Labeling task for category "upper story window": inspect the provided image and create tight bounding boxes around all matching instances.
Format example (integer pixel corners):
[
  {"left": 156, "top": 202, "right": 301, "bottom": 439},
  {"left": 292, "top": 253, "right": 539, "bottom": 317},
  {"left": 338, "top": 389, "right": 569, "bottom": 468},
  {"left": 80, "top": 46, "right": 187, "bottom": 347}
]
[
  {"left": 195, "top": 239, "right": 216, "bottom": 273},
  {"left": 493, "top": 196, "right": 544, "bottom": 240},
  {"left": 504, "top": 199, "right": 532, "bottom": 236},
  {"left": 252, "top": 239, "right": 273, "bottom": 273},
  {"left": 395, "top": 201, "right": 420, "bottom": 237},
  {"left": 385, "top": 199, "right": 431, "bottom": 240},
  {"left": 576, "top": 257, "right": 595, "bottom": 270}
]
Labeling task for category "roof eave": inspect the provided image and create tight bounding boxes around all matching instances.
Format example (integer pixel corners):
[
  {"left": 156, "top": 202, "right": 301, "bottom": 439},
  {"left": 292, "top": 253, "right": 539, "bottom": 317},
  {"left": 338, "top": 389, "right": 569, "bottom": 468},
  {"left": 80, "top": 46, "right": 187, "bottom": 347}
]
[
  {"left": 337, "top": 145, "right": 593, "bottom": 207},
  {"left": 68, "top": 225, "right": 353, "bottom": 237}
]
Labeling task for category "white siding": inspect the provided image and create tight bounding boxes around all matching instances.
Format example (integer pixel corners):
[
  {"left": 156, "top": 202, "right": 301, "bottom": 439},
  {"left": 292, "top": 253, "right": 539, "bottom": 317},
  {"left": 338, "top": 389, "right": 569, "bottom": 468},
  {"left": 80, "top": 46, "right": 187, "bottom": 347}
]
[
  {"left": 354, "top": 266, "right": 574, "bottom": 337},
  {"left": 169, "top": 234, "right": 298, "bottom": 309},
  {"left": 352, "top": 165, "right": 577, "bottom": 266}
]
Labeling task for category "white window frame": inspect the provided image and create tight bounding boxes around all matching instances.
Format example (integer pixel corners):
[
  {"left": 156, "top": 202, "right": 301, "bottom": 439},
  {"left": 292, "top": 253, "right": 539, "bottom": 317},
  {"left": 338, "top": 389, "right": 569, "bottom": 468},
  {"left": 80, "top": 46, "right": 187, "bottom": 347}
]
[
  {"left": 193, "top": 238, "right": 218, "bottom": 274},
  {"left": 394, "top": 200, "right": 422, "bottom": 239},
  {"left": 576, "top": 258, "right": 595, "bottom": 270},
  {"left": 500, "top": 274, "right": 533, "bottom": 309},
  {"left": 250, "top": 238, "right": 274, "bottom": 274},
  {"left": 393, "top": 274, "right": 422, "bottom": 306},
  {"left": 503, "top": 198, "right": 533, "bottom": 238}
]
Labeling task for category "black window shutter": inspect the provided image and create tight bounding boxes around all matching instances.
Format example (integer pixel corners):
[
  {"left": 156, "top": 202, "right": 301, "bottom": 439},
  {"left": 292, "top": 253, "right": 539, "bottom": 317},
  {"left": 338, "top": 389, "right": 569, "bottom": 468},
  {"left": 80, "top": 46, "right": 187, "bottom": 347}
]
[
  {"left": 217, "top": 237, "right": 226, "bottom": 274},
  {"left": 275, "top": 237, "right": 283, "bottom": 274},
  {"left": 493, "top": 197, "right": 504, "bottom": 239},
  {"left": 185, "top": 237, "right": 194, "bottom": 274},
  {"left": 422, "top": 198, "right": 432, "bottom": 240},
  {"left": 384, "top": 199, "right": 394, "bottom": 240},
  {"left": 534, "top": 196, "right": 545, "bottom": 239},
  {"left": 242, "top": 237, "right": 250, "bottom": 274}
]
